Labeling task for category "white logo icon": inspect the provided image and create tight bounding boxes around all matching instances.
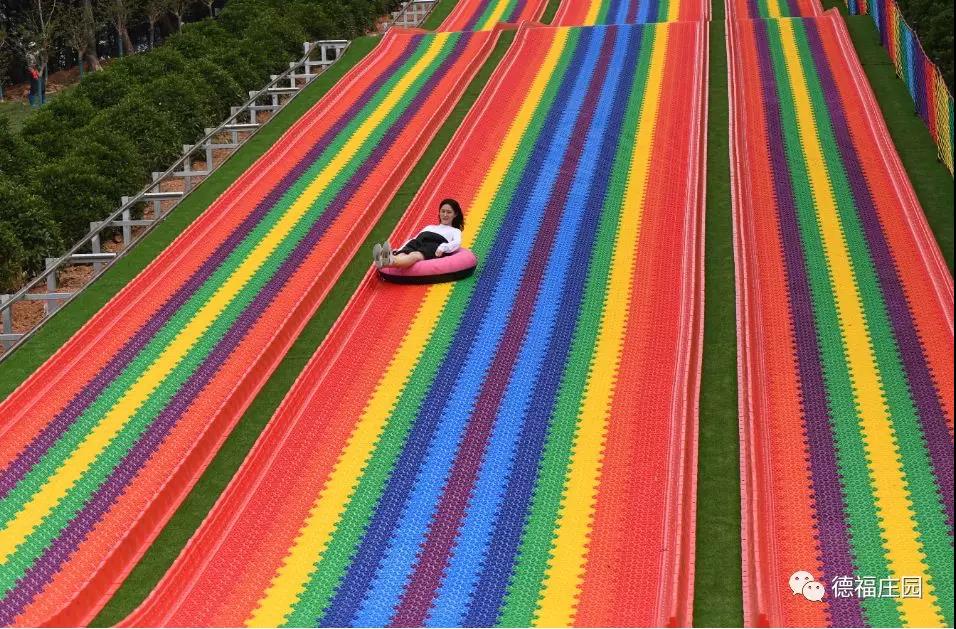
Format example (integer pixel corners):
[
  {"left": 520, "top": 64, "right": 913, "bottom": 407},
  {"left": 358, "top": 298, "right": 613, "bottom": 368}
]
[{"left": 789, "top": 571, "right": 825, "bottom": 602}]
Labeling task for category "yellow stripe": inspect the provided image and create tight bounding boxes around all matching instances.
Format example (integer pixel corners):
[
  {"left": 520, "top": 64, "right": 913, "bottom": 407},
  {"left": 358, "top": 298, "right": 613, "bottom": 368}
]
[
  {"left": 584, "top": 1, "right": 602, "bottom": 26},
  {"left": 478, "top": 0, "right": 514, "bottom": 30},
  {"left": 777, "top": 20, "right": 942, "bottom": 626},
  {"left": 534, "top": 26, "right": 669, "bottom": 627},
  {"left": 667, "top": 0, "right": 680, "bottom": 24},
  {"left": 245, "top": 28, "right": 572, "bottom": 627},
  {"left": 0, "top": 33, "right": 452, "bottom": 568},
  {"left": 766, "top": 0, "right": 783, "bottom": 18}
]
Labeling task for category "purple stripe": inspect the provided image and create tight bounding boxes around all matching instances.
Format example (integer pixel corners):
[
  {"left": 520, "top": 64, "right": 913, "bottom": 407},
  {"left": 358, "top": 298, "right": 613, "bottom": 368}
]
[
  {"left": 752, "top": 20, "right": 864, "bottom": 626},
  {"left": 783, "top": 0, "right": 801, "bottom": 17},
  {"left": 626, "top": 0, "right": 640, "bottom": 24},
  {"left": 462, "top": 0, "right": 496, "bottom": 30},
  {"left": 390, "top": 29, "right": 619, "bottom": 627},
  {"left": 0, "top": 35, "right": 421, "bottom": 504},
  {"left": 0, "top": 33, "right": 470, "bottom": 624},
  {"left": 803, "top": 21, "right": 954, "bottom": 532},
  {"left": 506, "top": 0, "right": 530, "bottom": 21}
]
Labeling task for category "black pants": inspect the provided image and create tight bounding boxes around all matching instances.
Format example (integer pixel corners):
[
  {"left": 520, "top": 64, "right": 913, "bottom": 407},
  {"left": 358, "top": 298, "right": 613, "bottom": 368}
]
[{"left": 395, "top": 231, "right": 448, "bottom": 260}]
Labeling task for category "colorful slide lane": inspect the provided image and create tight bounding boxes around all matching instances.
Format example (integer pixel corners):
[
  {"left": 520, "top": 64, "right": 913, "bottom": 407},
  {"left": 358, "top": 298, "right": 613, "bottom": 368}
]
[
  {"left": 552, "top": 0, "right": 710, "bottom": 25},
  {"left": 438, "top": 0, "right": 548, "bottom": 31},
  {"left": 726, "top": 0, "right": 820, "bottom": 23},
  {"left": 124, "top": 20, "right": 707, "bottom": 628},
  {"left": 0, "top": 28, "right": 499, "bottom": 627},
  {"left": 730, "top": 12, "right": 954, "bottom": 627}
]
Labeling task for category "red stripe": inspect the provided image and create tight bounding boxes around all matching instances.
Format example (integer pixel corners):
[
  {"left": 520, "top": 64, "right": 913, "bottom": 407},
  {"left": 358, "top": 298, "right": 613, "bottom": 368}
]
[
  {"left": 576, "top": 22, "right": 704, "bottom": 627},
  {"left": 120, "top": 25, "right": 540, "bottom": 626}
]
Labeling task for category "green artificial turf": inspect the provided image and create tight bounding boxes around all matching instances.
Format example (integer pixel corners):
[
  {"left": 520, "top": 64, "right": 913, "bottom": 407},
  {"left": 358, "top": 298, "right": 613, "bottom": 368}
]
[
  {"left": 89, "top": 29, "right": 516, "bottom": 626},
  {"left": 693, "top": 11, "right": 745, "bottom": 628},
  {"left": 420, "top": 0, "right": 459, "bottom": 29},
  {"left": 541, "top": 0, "right": 565, "bottom": 22}
]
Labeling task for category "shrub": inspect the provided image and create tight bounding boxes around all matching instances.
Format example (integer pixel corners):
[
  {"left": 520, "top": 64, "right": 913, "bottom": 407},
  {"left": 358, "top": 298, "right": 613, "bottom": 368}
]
[
  {"left": 138, "top": 75, "right": 214, "bottom": 141},
  {"left": 89, "top": 95, "right": 182, "bottom": 173},
  {"left": 217, "top": 0, "right": 283, "bottom": 36},
  {"left": 74, "top": 65, "right": 136, "bottom": 110},
  {"left": 167, "top": 20, "right": 238, "bottom": 60},
  {"left": 116, "top": 46, "right": 190, "bottom": 85},
  {"left": 0, "top": 221, "right": 26, "bottom": 293},
  {"left": 19, "top": 92, "right": 97, "bottom": 159},
  {"left": 0, "top": 180, "right": 62, "bottom": 278},
  {"left": 240, "top": 13, "right": 307, "bottom": 70},
  {"left": 0, "top": 118, "right": 41, "bottom": 178},
  {"left": 33, "top": 157, "right": 120, "bottom": 243},
  {"left": 217, "top": 49, "right": 262, "bottom": 92},
  {"left": 187, "top": 58, "right": 245, "bottom": 120},
  {"left": 67, "top": 126, "right": 147, "bottom": 198}
]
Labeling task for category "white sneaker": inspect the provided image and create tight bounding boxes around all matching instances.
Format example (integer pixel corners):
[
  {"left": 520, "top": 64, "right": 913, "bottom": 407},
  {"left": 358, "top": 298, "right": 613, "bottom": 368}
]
[
  {"left": 372, "top": 243, "right": 383, "bottom": 269},
  {"left": 381, "top": 240, "right": 393, "bottom": 267}
]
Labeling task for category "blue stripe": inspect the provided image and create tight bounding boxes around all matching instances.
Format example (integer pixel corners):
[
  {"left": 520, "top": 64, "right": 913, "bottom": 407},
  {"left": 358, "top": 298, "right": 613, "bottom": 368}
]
[
  {"left": 351, "top": 28, "right": 611, "bottom": 628},
  {"left": 613, "top": 0, "right": 630, "bottom": 23},
  {"left": 316, "top": 28, "right": 604, "bottom": 629},
  {"left": 430, "top": 26, "right": 641, "bottom": 627},
  {"left": 637, "top": 0, "right": 653, "bottom": 25}
]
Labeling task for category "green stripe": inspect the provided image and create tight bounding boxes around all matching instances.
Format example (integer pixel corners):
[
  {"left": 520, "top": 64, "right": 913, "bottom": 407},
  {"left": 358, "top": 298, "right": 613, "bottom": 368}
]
[
  {"left": 0, "top": 34, "right": 438, "bottom": 534},
  {"left": 657, "top": 0, "right": 671, "bottom": 22},
  {"left": 597, "top": 1, "right": 612, "bottom": 23},
  {"left": 0, "top": 34, "right": 457, "bottom": 594},
  {"left": 765, "top": 20, "right": 902, "bottom": 626},
  {"left": 283, "top": 29, "right": 585, "bottom": 627},
  {"left": 477, "top": 0, "right": 519, "bottom": 29},
  {"left": 496, "top": 27, "right": 655, "bottom": 627},
  {"left": 791, "top": 21, "right": 953, "bottom": 624}
]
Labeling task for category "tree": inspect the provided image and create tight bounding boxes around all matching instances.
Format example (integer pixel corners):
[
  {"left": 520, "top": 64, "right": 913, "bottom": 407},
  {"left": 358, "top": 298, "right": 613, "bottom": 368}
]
[
  {"left": 143, "top": 0, "right": 168, "bottom": 48},
  {"left": 166, "top": 0, "right": 191, "bottom": 31},
  {"left": 200, "top": 0, "right": 214, "bottom": 18},
  {"left": 57, "top": 0, "right": 103, "bottom": 75},
  {"left": 0, "top": 28, "right": 11, "bottom": 101},
  {"left": 98, "top": 0, "right": 136, "bottom": 57},
  {"left": 6, "top": 0, "right": 61, "bottom": 106}
]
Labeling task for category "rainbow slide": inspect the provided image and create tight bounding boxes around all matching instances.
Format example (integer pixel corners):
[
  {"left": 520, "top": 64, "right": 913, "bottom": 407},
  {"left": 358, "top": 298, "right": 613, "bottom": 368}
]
[
  {"left": 730, "top": 12, "right": 954, "bottom": 627},
  {"left": 123, "top": 20, "right": 707, "bottom": 628},
  {"left": 551, "top": 0, "right": 710, "bottom": 26},
  {"left": 725, "top": 0, "right": 820, "bottom": 23},
  {"left": 0, "top": 28, "right": 499, "bottom": 627},
  {"left": 438, "top": 0, "right": 548, "bottom": 31}
]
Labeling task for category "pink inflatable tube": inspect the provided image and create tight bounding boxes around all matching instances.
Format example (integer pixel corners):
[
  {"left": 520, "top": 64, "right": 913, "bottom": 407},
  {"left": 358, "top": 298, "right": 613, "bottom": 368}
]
[{"left": 378, "top": 248, "right": 478, "bottom": 284}]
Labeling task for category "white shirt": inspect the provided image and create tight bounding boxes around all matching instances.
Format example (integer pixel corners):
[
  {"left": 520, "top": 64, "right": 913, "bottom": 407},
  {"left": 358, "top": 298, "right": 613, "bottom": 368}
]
[{"left": 411, "top": 224, "right": 462, "bottom": 254}]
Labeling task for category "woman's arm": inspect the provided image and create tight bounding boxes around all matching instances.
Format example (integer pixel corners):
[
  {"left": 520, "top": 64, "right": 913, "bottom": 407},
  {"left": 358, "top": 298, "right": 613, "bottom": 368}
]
[{"left": 436, "top": 227, "right": 461, "bottom": 255}]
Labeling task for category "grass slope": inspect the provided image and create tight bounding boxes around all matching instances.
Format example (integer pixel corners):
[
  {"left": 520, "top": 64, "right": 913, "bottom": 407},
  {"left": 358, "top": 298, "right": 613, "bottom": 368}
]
[
  {"left": 0, "top": 100, "right": 32, "bottom": 131},
  {"left": 420, "top": 0, "right": 460, "bottom": 29},
  {"left": 91, "top": 29, "right": 517, "bottom": 625}
]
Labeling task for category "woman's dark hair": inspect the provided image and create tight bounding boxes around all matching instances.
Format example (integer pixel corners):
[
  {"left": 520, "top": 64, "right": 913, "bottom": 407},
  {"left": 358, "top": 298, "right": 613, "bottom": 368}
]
[{"left": 439, "top": 198, "right": 464, "bottom": 230}]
